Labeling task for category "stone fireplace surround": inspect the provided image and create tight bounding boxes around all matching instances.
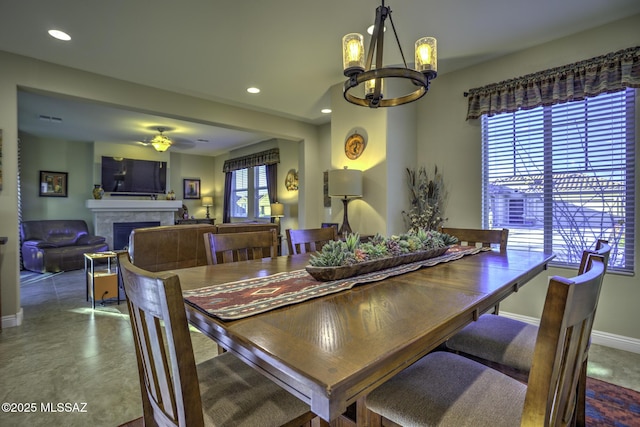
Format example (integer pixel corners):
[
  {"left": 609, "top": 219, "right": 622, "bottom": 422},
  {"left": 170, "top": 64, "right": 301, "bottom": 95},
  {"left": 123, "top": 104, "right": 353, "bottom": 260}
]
[{"left": 85, "top": 199, "right": 182, "bottom": 250}]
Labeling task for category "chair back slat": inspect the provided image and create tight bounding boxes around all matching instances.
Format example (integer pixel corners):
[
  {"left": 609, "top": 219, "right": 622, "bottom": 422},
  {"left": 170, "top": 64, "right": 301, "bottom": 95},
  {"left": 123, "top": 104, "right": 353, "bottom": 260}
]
[
  {"left": 119, "top": 252, "right": 205, "bottom": 427},
  {"left": 439, "top": 227, "right": 509, "bottom": 252},
  {"left": 286, "top": 227, "right": 338, "bottom": 255},
  {"left": 204, "top": 230, "right": 278, "bottom": 265},
  {"left": 522, "top": 253, "right": 607, "bottom": 426}
]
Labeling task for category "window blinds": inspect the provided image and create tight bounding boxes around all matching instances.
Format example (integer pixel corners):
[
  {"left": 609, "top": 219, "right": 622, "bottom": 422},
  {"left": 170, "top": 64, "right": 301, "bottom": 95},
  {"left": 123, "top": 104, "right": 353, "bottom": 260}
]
[{"left": 481, "top": 88, "right": 635, "bottom": 272}]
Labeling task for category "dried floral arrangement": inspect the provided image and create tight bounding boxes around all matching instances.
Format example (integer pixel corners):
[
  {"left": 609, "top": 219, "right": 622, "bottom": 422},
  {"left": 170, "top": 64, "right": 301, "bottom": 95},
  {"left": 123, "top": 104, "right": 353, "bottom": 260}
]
[
  {"left": 403, "top": 165, "right": 448, "bottom": 232},
  {"left": 308, "top": 230, "right": 458, "bottom": 268}
]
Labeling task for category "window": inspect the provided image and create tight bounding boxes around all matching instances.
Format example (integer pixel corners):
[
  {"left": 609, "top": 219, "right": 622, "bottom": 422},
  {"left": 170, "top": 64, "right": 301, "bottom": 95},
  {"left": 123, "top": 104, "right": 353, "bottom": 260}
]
[
  {"left": 231, "top": 165, "right": 271, "bottom": 219},
  {"left": 482, "top": 88, "right": 636, "bottom": 272}
]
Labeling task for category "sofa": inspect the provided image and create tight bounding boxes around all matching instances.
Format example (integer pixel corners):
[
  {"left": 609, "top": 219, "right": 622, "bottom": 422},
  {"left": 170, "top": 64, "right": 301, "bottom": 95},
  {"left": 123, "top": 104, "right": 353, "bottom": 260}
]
[
  {"left": 128, "top": 222, "right": 279, "bottom": 272},
  {"left": 21, "top": 220, "right": 109, "bottom": 273}
]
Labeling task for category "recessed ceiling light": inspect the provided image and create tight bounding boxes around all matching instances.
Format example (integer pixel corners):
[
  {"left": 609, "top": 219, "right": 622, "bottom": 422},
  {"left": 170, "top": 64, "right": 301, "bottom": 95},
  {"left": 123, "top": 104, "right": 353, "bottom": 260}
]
[
  {"left": 48, "top": 29, "right": 71, "bottom": 41},
  {"left": 321, "top": 108, "right": 332, "bottom": 114},
  {"left": 367, "top": 25, "right": 386, "bottom": 35},
  {"left": 247, "top": 87, "right": 260, "bottom": 94}
]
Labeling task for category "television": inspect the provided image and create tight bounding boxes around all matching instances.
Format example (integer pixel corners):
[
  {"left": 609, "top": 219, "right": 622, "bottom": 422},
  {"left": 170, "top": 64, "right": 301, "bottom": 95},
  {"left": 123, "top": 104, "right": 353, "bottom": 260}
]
[{"left": 101, "top": 156, "right": 167, "bottom": 195}]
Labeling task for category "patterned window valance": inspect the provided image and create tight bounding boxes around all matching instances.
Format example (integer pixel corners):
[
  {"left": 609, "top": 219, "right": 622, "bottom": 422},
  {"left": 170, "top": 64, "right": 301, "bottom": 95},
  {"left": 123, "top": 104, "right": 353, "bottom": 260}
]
[
  {"left": 222, "top": 148, "right": 280, "bottom": 173},
  {"left": 466, "top": 46, "right": 640, "bottom": 120}
]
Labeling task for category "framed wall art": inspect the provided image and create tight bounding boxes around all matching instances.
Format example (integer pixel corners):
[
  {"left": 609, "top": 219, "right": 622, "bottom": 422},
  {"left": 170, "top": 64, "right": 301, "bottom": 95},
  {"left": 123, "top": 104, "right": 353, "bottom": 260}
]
[
  {"left": 39, "top": 170, "right": 68, "bottom": 197},
  {"left": 183, "top": 178, "right": 201, "bottom": 199}
]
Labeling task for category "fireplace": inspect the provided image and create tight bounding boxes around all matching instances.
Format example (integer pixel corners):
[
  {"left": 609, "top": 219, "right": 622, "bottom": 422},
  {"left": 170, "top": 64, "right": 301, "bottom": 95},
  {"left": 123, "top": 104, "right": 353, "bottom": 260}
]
[
  {"left": 86, "top": 199, "right": 182, "bottom": 249},
  {"left": 113, "top": 222, "right": 160, "bottom": 250}
]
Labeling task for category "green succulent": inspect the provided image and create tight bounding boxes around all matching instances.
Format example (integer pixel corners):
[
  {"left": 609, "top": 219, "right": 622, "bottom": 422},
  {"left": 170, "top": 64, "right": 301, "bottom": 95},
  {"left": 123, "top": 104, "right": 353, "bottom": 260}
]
[{"left": 308, "top": 230, "right": 450, "bottom": 267}]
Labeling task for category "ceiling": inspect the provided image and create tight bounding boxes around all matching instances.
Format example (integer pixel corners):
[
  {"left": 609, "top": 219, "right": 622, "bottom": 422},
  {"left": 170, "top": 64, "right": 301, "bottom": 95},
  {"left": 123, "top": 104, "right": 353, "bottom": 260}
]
[{"left": 3, "top": 0, "right": 639, "bottom": 156}]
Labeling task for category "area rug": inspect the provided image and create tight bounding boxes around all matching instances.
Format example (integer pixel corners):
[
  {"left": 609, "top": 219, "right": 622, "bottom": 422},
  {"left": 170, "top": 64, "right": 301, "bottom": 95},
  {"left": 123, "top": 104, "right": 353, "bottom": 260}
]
[
  {"left": 586, "top": 377, "right": 640, "bottom": 427},
  {"left": 184, "top": 246, "right": 485, "bottom": 320}
]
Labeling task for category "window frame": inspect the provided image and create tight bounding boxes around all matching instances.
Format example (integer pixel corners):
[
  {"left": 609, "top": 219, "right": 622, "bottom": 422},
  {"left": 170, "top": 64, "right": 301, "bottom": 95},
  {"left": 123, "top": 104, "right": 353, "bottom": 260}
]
[
  {"left": 481, "top": 88, "right": 636, "bottom": 273},
  {"left": 230, "top": 165, "right": 271, "bottom": 220}
]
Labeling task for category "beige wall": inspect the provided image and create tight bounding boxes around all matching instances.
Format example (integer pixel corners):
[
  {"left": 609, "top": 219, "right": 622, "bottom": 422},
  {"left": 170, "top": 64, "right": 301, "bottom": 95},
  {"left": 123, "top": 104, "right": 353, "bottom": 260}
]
[
  {"left": 415, "top": 14, "right": 640, "bottom": 341},
  {"left": 19, "top": 134, "right": 94, "bottom": 227}
]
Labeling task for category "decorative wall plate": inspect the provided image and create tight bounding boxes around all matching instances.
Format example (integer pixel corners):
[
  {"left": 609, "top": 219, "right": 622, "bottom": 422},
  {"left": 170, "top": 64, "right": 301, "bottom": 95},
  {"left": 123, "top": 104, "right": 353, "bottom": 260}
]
[
  {"left": 344, "top": 133, "right": 366, "bottom": 160},
  {"left": 285, "top": 169, "right": 299, "bottom": 191}
]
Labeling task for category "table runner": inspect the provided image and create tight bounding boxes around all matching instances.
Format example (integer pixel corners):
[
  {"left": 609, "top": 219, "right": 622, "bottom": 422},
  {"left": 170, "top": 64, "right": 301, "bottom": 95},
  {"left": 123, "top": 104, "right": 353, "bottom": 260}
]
[{"left": 184, "top": 245, "right": 488, "bottom": 320}]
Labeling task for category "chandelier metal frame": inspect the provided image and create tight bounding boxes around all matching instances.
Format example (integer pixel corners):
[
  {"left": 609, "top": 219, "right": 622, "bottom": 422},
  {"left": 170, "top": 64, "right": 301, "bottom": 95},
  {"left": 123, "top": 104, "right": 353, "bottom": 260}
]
[{"left": 343, "top": 1, "right": 437, "bottom": 108}]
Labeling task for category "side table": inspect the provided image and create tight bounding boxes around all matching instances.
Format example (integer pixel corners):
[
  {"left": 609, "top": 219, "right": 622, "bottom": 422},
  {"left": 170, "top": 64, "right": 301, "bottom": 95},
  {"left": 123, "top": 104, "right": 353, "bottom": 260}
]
[{"left": 84, "top": 251, "right": 120, "bottom": 309}]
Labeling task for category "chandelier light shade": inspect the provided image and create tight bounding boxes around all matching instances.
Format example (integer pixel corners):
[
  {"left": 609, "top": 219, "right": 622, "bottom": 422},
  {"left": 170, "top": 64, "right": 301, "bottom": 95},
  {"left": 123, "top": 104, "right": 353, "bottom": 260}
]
[
  {"left": 342, "top": 0, "right": 437, "bottom": 108},
  {"left": 328, "top": 167, "right": 363, "bottom": 235},
  {"left": 151, "top": 128, "right": 172, "bottom": 152},
  {"left": 202, "top": 196, "right": 213, "bottom": 219}
]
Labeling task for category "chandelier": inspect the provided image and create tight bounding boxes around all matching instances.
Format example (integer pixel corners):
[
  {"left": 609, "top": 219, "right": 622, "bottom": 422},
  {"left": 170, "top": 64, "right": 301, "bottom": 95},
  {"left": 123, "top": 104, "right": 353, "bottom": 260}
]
[
  {"left": 151, "top": 128, "right": 172, "bottom": 152},
  {"left": 342, "top": 0, "right": 437, "bottom": 108}
]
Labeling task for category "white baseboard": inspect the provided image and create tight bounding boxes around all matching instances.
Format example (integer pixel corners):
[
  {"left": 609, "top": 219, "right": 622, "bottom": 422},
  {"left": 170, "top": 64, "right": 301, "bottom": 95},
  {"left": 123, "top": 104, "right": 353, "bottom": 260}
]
[
  {"left": 1, "top": 307, "right": 24, "bottom": 329},
  {"left": 501, "top": 311, "right": 640, "bottom": 355}
]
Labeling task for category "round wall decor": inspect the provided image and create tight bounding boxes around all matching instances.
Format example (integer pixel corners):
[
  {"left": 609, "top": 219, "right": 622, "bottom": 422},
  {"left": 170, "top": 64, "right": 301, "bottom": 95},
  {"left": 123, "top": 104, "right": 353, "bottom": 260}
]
[{"left": 344, "top": 133, "right": 366, "bottom": 160}]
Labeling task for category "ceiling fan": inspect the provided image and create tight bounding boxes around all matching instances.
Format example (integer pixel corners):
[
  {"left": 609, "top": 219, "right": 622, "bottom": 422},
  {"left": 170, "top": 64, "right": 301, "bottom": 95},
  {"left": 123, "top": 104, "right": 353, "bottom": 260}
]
[{"left": 137, "top": 127, "right": 196, "bottom": 152}]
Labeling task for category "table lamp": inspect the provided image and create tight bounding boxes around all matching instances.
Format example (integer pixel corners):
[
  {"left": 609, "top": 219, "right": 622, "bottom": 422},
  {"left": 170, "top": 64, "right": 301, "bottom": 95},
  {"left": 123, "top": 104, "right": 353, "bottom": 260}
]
[
  {"left": 328, "top": 167, "right": 363, "bottom": 235},
  {"left": 270, "top": 202, "right": 285, "bottom": 235},
  {"left": 202, "top": 196, "right": 213, "bottom": 219}
]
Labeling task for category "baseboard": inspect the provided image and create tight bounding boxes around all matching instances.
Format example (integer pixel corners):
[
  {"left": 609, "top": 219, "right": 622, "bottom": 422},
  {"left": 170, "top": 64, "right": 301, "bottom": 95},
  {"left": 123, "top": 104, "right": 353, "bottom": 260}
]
[
  {"left": 501, "top": 311, "right": 640, "bottom": 354},
  {"left": 1, "top": 307, "right": 24, "bottom": 329}
]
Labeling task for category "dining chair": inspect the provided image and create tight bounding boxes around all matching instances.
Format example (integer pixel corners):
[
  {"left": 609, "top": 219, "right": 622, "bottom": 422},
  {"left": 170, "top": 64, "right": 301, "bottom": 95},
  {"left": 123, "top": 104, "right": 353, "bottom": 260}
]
[
  {"left": 286, "top": 227, "right": 338, "bottom": 255},
  {"left": 203, "top": 229, "right": 278, "bottom": 265},
  {"left": 439, "top": 226, "right": 509, "bottom": 314},
  {"left": 117, "top": 252, "right": 318, "bottom": 427},
  {"left": 365, "top": 252, "right": 608, "bottom": 427},
  {"left": 439, "top": 227, "right": 509, "bottom": 252},
  {"left": 443, "top": 240, "right": 611, "bottom": 426}
]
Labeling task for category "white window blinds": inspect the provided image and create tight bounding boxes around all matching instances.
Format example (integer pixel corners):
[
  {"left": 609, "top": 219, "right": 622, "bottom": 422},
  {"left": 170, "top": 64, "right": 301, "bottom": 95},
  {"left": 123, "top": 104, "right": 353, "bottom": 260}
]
[{"left": 481, "top": 88, "right": 636, "bottom": 272}]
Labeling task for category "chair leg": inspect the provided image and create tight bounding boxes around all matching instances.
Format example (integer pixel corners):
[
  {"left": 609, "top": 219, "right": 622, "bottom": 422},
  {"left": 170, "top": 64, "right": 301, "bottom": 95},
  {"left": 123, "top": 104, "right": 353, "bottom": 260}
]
[{"left": 574, "top": 357, "right": 588, "bottom": 427}]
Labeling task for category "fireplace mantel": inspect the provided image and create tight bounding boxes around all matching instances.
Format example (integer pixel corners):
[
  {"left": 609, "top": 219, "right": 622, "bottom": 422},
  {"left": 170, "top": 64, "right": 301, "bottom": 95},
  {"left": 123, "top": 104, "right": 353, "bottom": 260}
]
[
  {"left": 86, "top": 199, "right": 183, "bottom": 212},
  {"left": 86, "top": 199, "right": 183, "bottom": 249}
]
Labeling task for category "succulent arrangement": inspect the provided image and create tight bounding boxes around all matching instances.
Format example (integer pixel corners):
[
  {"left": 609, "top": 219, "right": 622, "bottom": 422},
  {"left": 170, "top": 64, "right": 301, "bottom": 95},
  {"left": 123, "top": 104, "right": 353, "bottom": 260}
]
[{"left": 309, "top": 230, "right": 459, "bottom": 267}]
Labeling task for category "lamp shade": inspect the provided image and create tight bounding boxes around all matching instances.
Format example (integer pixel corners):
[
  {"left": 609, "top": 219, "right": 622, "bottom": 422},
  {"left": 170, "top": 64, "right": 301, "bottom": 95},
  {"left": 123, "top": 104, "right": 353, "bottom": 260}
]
[
  {"left": 328, "top": 168, "right": 363, "bottom": 198},
  {"left": 270, "top": 202, "right": 284, "bottom": 218},
  {"left": 201, "top": 196, "right": 213, "bottom": 207}
]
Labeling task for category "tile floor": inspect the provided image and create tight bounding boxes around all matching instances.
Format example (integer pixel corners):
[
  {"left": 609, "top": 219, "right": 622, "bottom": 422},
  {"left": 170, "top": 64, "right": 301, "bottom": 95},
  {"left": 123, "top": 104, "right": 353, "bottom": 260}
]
[{"left": 1, "top": 268, "right": 639, "bottom": 427}]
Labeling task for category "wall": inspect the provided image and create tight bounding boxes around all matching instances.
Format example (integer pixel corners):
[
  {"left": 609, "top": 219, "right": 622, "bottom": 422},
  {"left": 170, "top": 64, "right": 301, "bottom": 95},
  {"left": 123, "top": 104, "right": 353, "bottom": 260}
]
[
  {"left": 19, "top": 134, "right": 94, "bottom": 227},
  {"left": 168, "top": 151, "right": 216, "bottom": 219},
  {"left": 415, "top": 14, "right": 640, "bottom": 343},
  {"left": 0, "top": 50, "right": 321, "bottom": 325}
]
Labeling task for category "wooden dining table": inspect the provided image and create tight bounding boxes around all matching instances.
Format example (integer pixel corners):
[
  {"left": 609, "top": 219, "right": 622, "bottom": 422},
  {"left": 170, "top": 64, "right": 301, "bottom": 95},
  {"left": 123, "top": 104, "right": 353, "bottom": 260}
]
[{"left": 173, "top": 248, "right": 554, "bottom": 425}]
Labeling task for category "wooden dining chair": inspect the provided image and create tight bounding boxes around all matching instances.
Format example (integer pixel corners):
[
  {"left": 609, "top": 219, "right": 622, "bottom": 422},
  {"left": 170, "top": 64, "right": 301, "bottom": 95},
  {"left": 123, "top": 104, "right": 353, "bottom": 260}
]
[
  {"left": 443, "top": 240, "right": 611, "bottom": 426},
  {"left": 439, "top": 226, "right": 509, "bottom": 314},
  {"left": 286, "top": 227, "right": 338, "bottom": 255},
  {"left": 439, "top": 226, "right": 509, "bottom": 252},
  {"left": 203, "top": 229, "right": 278, "bottom": 265},
  {"left": 117, "top": 252, "right": 317, "bottom": 427},
  {"left": 365, "top": 252, "right": 607, "bottom": 427}
]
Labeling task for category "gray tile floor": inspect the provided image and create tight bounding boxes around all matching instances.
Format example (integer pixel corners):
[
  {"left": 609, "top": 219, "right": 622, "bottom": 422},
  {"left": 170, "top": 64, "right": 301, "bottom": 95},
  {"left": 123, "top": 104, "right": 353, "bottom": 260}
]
[{"left": 1, "top": 268, "right": 639, "bottom": 427}]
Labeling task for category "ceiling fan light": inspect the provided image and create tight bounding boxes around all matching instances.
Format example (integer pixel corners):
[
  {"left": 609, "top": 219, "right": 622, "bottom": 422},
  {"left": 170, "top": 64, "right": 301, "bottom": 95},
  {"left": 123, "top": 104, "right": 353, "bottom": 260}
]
[{"left": 151, "top": 132, "right": 172, "bottom": 152}]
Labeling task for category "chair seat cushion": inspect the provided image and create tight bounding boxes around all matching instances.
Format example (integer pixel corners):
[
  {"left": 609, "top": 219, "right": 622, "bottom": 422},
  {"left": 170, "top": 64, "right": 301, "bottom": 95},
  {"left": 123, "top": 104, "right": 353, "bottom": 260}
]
[
  {"left": 365, "top": 352, "right": 526, "bottom": 427},
  {"left": 445, "top": 314, "right": 537, "bottom": 372},
  {"left": 198, "top": 352, "right": 311, "bottom": 427}
]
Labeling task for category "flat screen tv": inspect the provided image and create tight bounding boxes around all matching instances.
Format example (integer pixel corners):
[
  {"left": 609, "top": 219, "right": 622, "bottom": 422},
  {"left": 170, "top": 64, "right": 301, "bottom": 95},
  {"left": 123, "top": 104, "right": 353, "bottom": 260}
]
[{"left": 101, "top": 156, "right": 167, "bottom": 195}]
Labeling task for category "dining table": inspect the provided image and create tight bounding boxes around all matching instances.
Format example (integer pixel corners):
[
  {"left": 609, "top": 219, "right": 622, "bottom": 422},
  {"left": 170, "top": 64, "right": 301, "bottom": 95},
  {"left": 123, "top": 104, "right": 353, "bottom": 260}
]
[{"left": 172, "top": 247, "right": 554, "bottom": 426}]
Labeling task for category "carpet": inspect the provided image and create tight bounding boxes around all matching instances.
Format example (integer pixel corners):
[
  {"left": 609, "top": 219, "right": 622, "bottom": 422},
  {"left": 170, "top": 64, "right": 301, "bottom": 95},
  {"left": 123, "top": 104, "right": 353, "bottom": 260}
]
[{"left": 586, "top": 377, "right": 640, "bottom": 427}]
